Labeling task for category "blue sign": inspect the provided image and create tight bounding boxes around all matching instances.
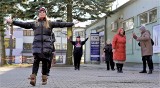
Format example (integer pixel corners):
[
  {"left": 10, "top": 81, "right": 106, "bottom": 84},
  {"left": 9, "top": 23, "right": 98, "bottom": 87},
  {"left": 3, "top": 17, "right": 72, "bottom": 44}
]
[{"left": 90, "top": 33, "right": 100, "bottom": 61}]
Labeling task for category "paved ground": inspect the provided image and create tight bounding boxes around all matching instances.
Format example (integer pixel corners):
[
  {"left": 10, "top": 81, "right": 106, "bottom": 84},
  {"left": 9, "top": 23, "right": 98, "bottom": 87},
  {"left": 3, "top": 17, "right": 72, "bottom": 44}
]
[{"left": 0, "top": 63, "right": 159, "bottom": 88}]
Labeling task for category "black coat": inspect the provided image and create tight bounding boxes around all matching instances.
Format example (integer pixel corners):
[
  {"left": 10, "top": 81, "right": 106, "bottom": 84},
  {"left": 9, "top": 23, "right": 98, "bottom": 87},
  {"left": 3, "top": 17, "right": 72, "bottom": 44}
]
[
  {"left": 69, "top": 38, "right": 88, "bottom": 56},
  {"left": 13, "top": 20, "right": 74, "bottom": 58},
  {"left": 103, "top": 44, "right": 113, "bottom": 61}
]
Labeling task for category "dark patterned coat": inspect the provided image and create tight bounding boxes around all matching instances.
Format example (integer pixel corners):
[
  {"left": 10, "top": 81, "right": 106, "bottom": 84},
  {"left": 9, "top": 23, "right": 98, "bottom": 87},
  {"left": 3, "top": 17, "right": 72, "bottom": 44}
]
[{"left": 13, "top": 20, "right": 74, "bottom": 59}]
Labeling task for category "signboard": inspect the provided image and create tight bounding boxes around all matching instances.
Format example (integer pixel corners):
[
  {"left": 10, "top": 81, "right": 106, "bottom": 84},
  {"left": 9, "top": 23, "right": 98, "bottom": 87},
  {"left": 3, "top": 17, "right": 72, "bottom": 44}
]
[
  {"left": 153, "top": 24, "right": 160, "bottom": 53},
  {"left": 90, "top": 33, "right": 100, "bottom": 61}
]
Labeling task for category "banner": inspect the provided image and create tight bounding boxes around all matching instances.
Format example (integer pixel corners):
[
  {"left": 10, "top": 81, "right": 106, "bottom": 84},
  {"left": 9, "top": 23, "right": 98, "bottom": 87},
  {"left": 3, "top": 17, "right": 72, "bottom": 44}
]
[
  {"left": 153, "top": 24, "right": 160, "bottom": 53},
  {"left": 90, "top": 33, "right": 100, "bottom": 61}
]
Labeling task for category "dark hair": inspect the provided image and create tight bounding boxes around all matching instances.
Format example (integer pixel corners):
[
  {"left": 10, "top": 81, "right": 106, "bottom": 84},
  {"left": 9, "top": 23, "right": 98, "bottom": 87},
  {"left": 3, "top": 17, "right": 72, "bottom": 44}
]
[{"left": 76, "top": 36, "right": 80, "bottom": 38}]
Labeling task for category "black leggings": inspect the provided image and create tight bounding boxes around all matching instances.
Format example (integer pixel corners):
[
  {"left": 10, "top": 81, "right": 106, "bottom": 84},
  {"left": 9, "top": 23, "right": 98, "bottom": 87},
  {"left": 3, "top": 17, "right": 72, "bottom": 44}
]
[
  {"left": 32, "top": 55, "right": 48, "bottom": 75},
  {"left": 142, "top": 55, "right": 153, "bottom": 70},
  {"left": 74, "top": 54, "right": 82, "bottom": 69}
]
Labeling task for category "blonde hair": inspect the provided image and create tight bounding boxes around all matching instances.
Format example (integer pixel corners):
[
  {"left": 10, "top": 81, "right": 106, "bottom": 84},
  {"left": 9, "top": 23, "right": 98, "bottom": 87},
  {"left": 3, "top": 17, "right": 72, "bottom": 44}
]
[{"left": 35, "top": 16, "right": 50, "bottom": 29}]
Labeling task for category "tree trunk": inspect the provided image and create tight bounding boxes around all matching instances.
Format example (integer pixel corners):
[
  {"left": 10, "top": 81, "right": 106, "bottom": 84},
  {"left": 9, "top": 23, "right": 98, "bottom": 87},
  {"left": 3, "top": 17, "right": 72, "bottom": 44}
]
[
  {"left": 0, "top": 27, "right": 7, "bottom": 66},
  {"left": 9, "top": 23, "right": 13, "bottom": 65},
  {"left": 66, "top": 1, "right": 73, "bottom": 65}
]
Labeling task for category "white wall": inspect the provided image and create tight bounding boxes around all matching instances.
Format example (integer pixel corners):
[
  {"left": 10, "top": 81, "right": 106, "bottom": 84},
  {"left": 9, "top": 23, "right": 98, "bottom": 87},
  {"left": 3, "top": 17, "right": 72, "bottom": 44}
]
[
  {"left": 122, "top": 0, "right": 159, "bottom": 20},
  {"left": 23, "top": 36, "right": 34, "bottom": 43},
  {"left": 16, "top": 38, "right": 23, "bottom": 49}
]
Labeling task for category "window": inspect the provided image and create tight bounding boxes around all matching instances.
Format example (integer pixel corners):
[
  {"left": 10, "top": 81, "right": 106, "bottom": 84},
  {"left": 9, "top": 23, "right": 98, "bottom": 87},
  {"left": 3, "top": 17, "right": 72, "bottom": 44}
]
[
  {"left": 75, "top": 31, "right": 84, "bottom": 37},
  {"left": 123, "top": 18, "right": 134, "bottom": 31},
  {"left": 139, "top": 12, "right": 148, "bottom": 25},
  {"left": 138, "top": 8, "right": 157, "bottom": 26},
  {"left": 61, "top": 31, "right": 67, "bottom": 37},
  {"left": 79, "top": 31, "right": 84, "bottom": 37},
  {"left": 55, "top": 43, "right": 61, "bottom": 50},
  {"left": 5, "top": 38, "right": 16, "bottom": 49},
  {"left": 111, "top": 21, "right": 118, "bottom": 31},
  {"left": 23, "top": 43, "right": 32, "bottom": 50},
  {"left": 62, "top": 44, "right": 67, "bottom": 50},
  {"left": 55, "top": 31, "right": 61, "bottom": 37},
  {"left": 23, "top": 30, "right": 34, "bottom": 36},
  {"left": 149, "top": 9, "right": 157, "bottom": 22}
]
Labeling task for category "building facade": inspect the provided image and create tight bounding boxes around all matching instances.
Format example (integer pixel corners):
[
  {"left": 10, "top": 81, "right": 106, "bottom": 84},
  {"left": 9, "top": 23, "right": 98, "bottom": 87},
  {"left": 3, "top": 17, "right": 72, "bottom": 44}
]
[
  {"left": 5, "top": 27, "right": 23, "bottom": 64},
  {"left": 4, "top": 26, "right": 86, "bottom": 64},
  {"left": 85, "top": 0, "right": 160, "bottom": 63}
]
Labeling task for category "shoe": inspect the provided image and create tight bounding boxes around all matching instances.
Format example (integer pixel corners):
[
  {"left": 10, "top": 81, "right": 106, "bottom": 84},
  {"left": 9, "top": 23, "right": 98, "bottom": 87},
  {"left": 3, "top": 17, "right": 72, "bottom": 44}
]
[
  {"left": 42, "top": 75, "right": 48, "bottom": 85},
  {"left": 119, "top": 70, "right": 123, "bottom": 73},
  {"left": 111, "top": 69, "right": 115, "bottom": 71},
  {"left": 139, "top": 70, "right": 147, "bottom": 73},
  {"left": 117, "top": 68, "right": 120, "bottom": 73},
  {"left": 117, "top": 70, "right": 121, "bottom": 73},
  {"left": 77, "top": 68, "right": 80, "bottom": 70},
  {"left": 29, "top": 74, "right": 36, "bottom": 86},
  {"left": 46, "top": 73, "right": 50, "bottom": 76},
  {"left": 148, "top": 70, "right": 152, "bottom": 74}
]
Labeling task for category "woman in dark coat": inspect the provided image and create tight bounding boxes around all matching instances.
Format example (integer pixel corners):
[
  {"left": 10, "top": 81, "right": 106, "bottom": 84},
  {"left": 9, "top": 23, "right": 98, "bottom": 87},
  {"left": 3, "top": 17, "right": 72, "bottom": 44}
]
[
  {"left": 103, "top": 40, "right": 115, "bottom": 71},
  {"left": 7, "top": 7, "right": 74, "bottom": 86},
  {"left": 68, "top": 36, "right": 88, "bottom": 70}
]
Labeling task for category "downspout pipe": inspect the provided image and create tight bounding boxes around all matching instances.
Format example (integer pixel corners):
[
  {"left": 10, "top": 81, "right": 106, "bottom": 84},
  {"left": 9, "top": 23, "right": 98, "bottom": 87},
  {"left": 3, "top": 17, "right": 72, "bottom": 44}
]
[{"left": 104, "top": 16, "right": 108, "bottom": 43}]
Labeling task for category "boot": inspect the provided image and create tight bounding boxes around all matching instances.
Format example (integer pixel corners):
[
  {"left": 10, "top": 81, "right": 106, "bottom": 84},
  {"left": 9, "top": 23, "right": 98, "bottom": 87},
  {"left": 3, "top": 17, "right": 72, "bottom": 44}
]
[
  {"left": 148, "top": 69, "right": 152, "bottom": 74},
  {"left": 117, "top": 68, "right": 120, "bottom": 73},
  {"left": 29, "top": 74, "right": 36, "bottom": 86},
  {"left": 42, "top": 75, "right": 48, "bottom": 85},
  {"left": 46, "top": 73, "right": 50, "bottom": 76},
  {"left": 119, "top": 64, "right": 123, "bottom": 73},
  {"left": 116, "top": 63, "right": 120, "bottom": 73}
]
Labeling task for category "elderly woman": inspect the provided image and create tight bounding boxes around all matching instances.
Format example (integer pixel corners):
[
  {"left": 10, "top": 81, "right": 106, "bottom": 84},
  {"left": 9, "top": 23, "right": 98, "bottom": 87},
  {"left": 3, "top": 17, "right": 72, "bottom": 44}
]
[
  {"left": 112, "top": 28, "right": 126, "bottom": 73},
  {"left": 7, "top": 7, "right": 74, "bottom": 86},
  {"left": 133, "top": 26, "right": 153, "bottom": 74},
  {"left": 103, "top": 40, "right": 115, "bottom": 71}
]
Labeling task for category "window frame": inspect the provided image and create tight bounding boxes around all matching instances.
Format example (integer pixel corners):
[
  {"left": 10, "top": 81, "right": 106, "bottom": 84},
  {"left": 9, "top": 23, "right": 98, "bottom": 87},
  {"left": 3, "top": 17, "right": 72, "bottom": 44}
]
[
  {"left": 138, "top": 8, "right": 157, "bottom": 26},
  {"left": 122, "top": 17, "right": 134, "bottom": 31},
  {"left": 23, "top": 43, "right": 32, "bottom": 50}
]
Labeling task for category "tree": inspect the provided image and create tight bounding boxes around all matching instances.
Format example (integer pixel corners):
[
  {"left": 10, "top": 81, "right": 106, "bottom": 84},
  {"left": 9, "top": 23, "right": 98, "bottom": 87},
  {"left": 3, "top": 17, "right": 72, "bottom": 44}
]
[
  {"left": 48, "top": 0, "right": 115, "bottom": 65},
  {"left": 0, "top": 0, "right": 27, "bottom": 65},
  {"left": 1, "top": 0, "right": 115, "bottom": 65}
]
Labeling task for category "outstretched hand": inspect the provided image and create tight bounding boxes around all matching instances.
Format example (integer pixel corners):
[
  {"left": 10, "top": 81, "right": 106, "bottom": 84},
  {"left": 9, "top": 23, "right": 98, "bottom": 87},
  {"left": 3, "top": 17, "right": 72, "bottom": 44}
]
[
  {"left": 67, "top": 36, "right": 72, "bottom": 40},
  {"left": 67, "top": 36, "right": 70, "bottom": 40},
  {"left": 73, "top": 20, "right": 79, "bottom": 24},
  {"left": 6, "top": 18, "right": 13, "bottom": 24}
]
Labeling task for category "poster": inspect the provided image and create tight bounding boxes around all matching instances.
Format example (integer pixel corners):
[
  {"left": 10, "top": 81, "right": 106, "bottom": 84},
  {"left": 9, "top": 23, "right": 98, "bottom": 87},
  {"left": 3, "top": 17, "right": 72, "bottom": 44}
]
[
  {"left": 153, "top": 24, "right": 160, "bottom": 53},
  {"left": 90, "top": 33, "right": 100, "bottom": 61}
]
